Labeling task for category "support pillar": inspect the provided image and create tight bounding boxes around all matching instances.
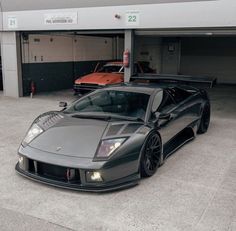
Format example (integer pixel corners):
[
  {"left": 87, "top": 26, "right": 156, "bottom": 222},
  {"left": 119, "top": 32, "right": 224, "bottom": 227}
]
[
  {"left": 1, "top": 32, "right": 23, "bottom": 97},
  {"left": 124, "top": 30, "right": 134, "bottom": 83}
]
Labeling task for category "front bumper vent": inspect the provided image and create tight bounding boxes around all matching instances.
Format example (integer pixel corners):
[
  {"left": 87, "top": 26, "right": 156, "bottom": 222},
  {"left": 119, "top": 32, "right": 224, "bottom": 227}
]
[{"left": 28, "top": 159, "right": 81, "bottom": 183}]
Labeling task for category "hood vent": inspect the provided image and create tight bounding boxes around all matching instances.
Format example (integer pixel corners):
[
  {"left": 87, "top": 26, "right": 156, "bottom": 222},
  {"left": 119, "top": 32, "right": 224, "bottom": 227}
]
[
  {"left": 105, "top": 123, "right": 142, "bottom": 137},
  {"left": 35, "top": 112, "right": 63, "bottom": 131},
  {"left": 121, "top": 124, "right": 141, "bottom": 135},
  {"left": 106, "top": 124, "right": 124, "bottom": 136}
]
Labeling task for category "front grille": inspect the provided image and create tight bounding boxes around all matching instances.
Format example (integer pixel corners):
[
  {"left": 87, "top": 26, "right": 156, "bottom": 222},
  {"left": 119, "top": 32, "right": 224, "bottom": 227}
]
[{"left": 28, "top": 159, "right": 80, "bottom": 183}]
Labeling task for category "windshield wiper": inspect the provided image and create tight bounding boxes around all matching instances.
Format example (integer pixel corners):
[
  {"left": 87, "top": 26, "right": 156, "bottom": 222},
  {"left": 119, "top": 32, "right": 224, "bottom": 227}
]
[
  {"left": 123, "top": 117, "right": 144, "bottom": 122},
  {"left": 72, "top": 114, "right": 112, "bottom": 121},
  {"left": 71, "top": 113, "right": 144, "bottom": 122},
  {"left": 103, "top": 114, "right": 144, "bottom": 122}
]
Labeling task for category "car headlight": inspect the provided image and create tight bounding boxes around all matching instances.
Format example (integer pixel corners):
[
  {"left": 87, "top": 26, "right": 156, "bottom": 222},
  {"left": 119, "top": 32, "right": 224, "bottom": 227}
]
[
  {"left": 22, "top": 124, "right": 43, "bottom": 146},
  {"left": 96, "top": 138, "right": 126, "bottom": 158}
]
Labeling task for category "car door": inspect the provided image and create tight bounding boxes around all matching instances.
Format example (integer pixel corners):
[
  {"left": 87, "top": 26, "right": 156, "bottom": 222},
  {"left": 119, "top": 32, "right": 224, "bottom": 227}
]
[
  {"left": 153, "top": 88, "right": 197, "bottom": 146},
  {"left": 166, "top": 87, "right": 202, "bottom": 137}
]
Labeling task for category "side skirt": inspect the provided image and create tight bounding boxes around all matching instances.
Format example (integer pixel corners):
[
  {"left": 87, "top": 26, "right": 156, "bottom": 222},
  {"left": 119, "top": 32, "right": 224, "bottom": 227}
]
[{"left": 163, "top": 127, "right": 195, "bottom": 160}]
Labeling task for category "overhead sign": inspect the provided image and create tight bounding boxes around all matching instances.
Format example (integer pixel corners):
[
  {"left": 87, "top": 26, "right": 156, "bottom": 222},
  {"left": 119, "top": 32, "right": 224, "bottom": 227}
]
[
  {"left": 126, "top": 11, "right": 140, "bottom": 26},
  {"left": 44, "top": 12, "right": 78, "bottom": 25},
  {"left": 8, "top": 16, "right": 18, "bottom": 29}
]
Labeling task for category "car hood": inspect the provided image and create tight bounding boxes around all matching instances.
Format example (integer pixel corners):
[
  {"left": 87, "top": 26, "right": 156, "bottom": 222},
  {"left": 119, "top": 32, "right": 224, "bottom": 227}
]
[
  {"left": 29, "top": 113, "right": 108, "bottom": 159},
  {"left": 28, "top": 112, "right": 143, "bottom": 159},
  {"left": 75, "top": 72, "right": 123, "bottom": 85}
]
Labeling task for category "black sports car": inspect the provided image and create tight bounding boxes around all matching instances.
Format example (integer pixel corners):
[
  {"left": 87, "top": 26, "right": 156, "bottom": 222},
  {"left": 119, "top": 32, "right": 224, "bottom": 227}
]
[{"left": 16, "top": 83, "right": 210, "bottom": 192}]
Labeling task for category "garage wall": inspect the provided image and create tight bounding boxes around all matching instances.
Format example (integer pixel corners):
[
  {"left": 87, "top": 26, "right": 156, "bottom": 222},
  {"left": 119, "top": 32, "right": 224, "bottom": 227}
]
[
  {"left": 135, "top": 37, "right": 162, "bottom": 73},
  {"left": 1, "top": 0, "right": 213, "bottom": 12},
  {"left": 161, "top": 38, "right": 181, "bottom": 75},
  {"left": 21, "top": 34, "right": 119, "bottom": 94},
  {"left": 1, "top": 32, "right": 23, "bottom": 97},
  {"left": 22, "top": 34, "right": 72, "bottom": 63},
  {"left": 74, "top": 36, "right": 113, "bottom": 61},
  {"left": 180, "top": 37, "right": 236, "bottom": 84},
  {"left": 22, "top": 34, "right": 114, "bottom": 63},
  {"left": 2, "top": 1, "right": 236, "bottom": 31},
  {"left": 0, "top": 11, "right": 2, "bottom": 31}
]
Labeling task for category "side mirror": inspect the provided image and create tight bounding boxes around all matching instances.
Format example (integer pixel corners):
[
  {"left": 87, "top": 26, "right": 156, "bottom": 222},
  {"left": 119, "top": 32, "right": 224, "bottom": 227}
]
[
  {"left": 59, "top": 102, "right": 67, "bottom": 108},
  {"left": 153, "top": 112, "right": 171, "bottom": 127}
]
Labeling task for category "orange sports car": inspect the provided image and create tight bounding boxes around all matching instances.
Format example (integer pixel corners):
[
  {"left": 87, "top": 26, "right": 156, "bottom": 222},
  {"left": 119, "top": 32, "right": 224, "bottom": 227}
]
[{"left": 74, "top": 61, "right": 155, "bottom": 94}]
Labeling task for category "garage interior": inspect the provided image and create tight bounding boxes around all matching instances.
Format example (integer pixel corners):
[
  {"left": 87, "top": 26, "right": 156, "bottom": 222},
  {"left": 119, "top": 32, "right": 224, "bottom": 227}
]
[
  {"left": 18, "top": 30, "right": 236, "bottom": 96},
  {"left": 20, "top": 31, "right": 124, "bottom": 95},
  {"left": 134, "top": 32, "right": 236, "bottom": 85}
]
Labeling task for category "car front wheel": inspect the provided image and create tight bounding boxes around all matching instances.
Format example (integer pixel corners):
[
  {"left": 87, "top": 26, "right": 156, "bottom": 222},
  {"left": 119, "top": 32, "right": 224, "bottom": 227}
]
[{"left": 140, "top": 132, "right": 162, "bottom": 177}]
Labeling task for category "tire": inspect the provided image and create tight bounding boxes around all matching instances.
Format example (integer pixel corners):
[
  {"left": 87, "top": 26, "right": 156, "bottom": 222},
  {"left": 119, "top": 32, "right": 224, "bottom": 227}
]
[
  {"left": 197, "top": 102, "right": 211, "bottom": 134},
  {"left": 140, "top": 132, "right": 162, "bottom": 177}
]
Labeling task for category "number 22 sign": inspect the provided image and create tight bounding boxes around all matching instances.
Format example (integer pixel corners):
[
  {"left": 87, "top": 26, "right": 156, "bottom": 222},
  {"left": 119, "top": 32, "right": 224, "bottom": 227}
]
[{"left": 126, "top": 11, "right": 140, "bottom": 26}]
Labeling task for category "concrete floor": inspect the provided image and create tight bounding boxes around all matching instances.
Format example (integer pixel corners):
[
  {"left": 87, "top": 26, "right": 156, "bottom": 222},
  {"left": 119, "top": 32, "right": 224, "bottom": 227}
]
[{"left": 0, "top": 85, "right": 235, "bottom": 231}]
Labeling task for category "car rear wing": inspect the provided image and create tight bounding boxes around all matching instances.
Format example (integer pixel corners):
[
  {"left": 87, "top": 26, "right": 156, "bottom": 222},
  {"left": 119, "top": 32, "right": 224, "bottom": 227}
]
[{"left": 131, "top": 74, "right": 217, "bottom": 88}]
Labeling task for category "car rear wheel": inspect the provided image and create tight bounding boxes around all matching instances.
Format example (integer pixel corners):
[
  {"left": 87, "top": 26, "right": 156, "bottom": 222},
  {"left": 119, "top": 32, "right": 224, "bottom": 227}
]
[
  {"left": 140, "top": 132, "right": 162, "bottom": 177},
  {"left": 197, "top": 102, "right": 211, "bottom": 134}
]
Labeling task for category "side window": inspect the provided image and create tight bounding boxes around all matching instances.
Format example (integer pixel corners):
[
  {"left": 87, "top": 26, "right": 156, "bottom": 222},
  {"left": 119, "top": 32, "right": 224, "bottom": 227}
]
[
  {"left": 158, "top": 91, "right": 176, "bottom": 113},
  {"left": 167, "top": 87, "right": 191, "bottom": 104},
  {"left": 152, "top": 91, "right": 163, "bottom": 112}
]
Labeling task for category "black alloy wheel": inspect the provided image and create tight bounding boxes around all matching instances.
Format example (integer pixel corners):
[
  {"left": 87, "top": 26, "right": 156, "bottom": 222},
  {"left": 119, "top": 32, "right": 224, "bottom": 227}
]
[{"left": 140, "top": 132, "right": 162, "bottom": 177}]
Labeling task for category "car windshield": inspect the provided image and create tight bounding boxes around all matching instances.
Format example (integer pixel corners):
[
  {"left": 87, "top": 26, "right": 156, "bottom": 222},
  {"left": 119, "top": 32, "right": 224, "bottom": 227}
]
[
  {"left": 65, "top": 90, "right": 150, "bottom": 120},
  {"left": 98, "top": 64, "right": 124, "bottom": 73}
]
